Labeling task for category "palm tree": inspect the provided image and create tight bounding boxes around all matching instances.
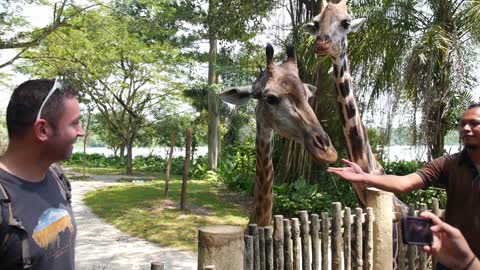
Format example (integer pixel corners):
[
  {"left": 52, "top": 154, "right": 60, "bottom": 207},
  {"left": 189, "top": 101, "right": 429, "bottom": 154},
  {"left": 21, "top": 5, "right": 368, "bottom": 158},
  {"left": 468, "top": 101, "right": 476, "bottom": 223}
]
[{"left": 348, "top": 0, "right": 479, "bottom": 160}]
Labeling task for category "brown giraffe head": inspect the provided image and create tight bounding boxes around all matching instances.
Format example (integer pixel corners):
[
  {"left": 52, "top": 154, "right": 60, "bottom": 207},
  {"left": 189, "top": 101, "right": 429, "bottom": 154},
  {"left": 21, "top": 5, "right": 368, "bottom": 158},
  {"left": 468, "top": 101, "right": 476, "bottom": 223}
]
[
  {"left": 303, "top": 0, "right": 366, "bottom": 57},
  {"left": 220, "top": 44, "right": 337, "bottom": 164}
]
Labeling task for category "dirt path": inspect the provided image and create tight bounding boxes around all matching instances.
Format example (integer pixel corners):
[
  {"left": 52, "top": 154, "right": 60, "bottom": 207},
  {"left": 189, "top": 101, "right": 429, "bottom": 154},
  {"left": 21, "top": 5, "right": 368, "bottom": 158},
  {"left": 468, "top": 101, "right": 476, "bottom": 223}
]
[{"left": 71, "top": 174, "right": 197, "bottom": 270}]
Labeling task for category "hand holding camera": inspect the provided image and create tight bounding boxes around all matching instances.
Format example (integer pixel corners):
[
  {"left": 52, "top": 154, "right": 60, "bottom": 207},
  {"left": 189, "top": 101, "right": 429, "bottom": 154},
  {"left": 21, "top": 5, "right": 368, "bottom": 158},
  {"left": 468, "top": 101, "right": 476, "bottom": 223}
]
[{"left": 417, "top": 212, "right": 479, "bottom": 270}]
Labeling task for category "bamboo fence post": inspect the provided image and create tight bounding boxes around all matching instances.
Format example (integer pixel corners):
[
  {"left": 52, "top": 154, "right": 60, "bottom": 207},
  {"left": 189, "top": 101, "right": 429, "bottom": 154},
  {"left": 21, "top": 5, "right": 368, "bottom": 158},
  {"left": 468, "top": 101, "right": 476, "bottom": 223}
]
[
  {"left": 249, "top": 224, "right": 260, "bottom": 270},
  {"left": 265, "top": 227, "right": 274, "bottom": 270},
  {"left": 180, "top": 128, "right": 191, "bottom": 210},
  {"left": 354, "top": 208, "right": 363, "bottom": 270},
  {"left": 259, "top": 227, "right": 266, "bottom": 270},
  {"left": 299, "top": 211, "right": 311, "bottom": 270},
  {"left": 311, "top": 214, "right": 320, "bottom": 270},
  {"left": 245, "top": 235, "right": 254, "bottom": 270},
  {"left": 284, "top": 219, "right": 293, "bottom": 270},
  {"left": 432, "top": 198, "right": 440, "bottom": 270},
  {"left": 292, "top": 218, "right": 301, "bottom": 270},
  {"left": 365, "top": 207, "right": 374, "bottom": 270},
  {"left": 151, "top": 262, "right": 164, "bottom": 270},
  {"left": 419, "top": 203, "right": 428, "bottom": 270},
  {"left": 397, "top": 211, "right": 406, "bottom": 270},
  {"left": 274, "top": 215, "right": 284, "bottom": 270},
  {"left": 321, "top": 212, "right": 330, "bottom": 270},
  {"left": 344, "top": 207, "right": 352, "bottom": 270},
  {"left": 332, "top": 202, "right": 342, "bottom": 270},
  {"left": 407, "top": 204, "right": 416, "bottom": 270}
]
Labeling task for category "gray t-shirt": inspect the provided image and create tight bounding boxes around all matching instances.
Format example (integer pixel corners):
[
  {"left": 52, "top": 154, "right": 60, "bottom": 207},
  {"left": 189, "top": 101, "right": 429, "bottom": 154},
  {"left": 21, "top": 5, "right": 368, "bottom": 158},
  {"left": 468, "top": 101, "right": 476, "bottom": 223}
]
[{"left": 0, "top": 168, "right": 76, "bottom": 270}]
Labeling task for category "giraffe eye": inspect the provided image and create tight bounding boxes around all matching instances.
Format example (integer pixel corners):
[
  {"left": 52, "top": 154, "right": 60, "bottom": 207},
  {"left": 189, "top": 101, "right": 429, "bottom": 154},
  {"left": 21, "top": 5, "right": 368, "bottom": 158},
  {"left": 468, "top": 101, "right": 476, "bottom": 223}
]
[
  {"left": 341, "top": 19, "right": 351, "bottom": 29},
  {"left": 264, "top": 94, "right": 280, "bottom": 105}
]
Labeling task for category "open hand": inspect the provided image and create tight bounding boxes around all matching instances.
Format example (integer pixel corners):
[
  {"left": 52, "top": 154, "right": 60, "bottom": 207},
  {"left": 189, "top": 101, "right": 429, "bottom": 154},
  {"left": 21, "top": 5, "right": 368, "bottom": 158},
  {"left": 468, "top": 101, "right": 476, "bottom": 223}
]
[{"left": 327, "top": 159, "right": 367, "bottom": 183}]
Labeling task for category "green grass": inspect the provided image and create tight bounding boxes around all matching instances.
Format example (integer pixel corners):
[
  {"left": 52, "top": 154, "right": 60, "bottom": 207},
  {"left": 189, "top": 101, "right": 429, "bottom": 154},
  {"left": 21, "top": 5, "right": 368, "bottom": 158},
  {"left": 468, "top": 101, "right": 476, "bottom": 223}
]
[
  {"left": 83, "top": 178, "right": 249, "bottom": 251},
  {"left": 66, "top": 165, "right": 163, "bottom": 177}
]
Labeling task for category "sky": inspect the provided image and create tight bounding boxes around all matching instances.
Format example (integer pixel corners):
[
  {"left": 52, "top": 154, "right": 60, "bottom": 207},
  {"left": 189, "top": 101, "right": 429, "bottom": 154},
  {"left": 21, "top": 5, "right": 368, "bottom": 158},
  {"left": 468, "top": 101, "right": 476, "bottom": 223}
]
[{"left": 0, "top": 3, "right": 51, "bottom": 109}]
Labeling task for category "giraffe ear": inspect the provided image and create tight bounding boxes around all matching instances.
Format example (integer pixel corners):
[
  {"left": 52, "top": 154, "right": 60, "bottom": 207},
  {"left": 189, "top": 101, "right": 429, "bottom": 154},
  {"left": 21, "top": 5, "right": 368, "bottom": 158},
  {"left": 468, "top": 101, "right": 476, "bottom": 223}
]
[
  {"left": 219, "top": 85, "right": 253, "bottom": 105},
  {"left": 349, "top": 18, "right": 366, "bottom": 33},
  {"left": 304, "top": 84, "right": 317, "bottom": 100},
  {"left": 303, "top": 22, "right": 317, "bottom": 36}
]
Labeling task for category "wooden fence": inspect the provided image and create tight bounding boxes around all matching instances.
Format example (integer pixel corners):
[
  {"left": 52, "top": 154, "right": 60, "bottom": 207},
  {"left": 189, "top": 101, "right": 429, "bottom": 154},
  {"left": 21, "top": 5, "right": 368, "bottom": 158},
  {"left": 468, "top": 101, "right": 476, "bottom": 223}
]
[{"left": 243, "top": 198, "right": 444, "bottom": 270}]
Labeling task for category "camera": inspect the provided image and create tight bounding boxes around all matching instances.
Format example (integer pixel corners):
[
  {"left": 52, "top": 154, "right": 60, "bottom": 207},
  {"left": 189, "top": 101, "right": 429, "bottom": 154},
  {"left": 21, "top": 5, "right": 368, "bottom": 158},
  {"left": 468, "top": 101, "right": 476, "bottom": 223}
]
[{"left": 401, "top": 216, "right": 433, "bottom": 246}]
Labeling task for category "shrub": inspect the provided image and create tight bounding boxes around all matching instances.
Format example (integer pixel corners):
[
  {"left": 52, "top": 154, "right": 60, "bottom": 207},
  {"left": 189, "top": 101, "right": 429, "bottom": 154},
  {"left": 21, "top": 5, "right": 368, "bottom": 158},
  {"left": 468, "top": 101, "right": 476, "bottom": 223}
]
[
  {"left": 383, "top": 159, "right": 447, "bottom": 208},
  {"left": 273, "top": 178, "right": 330, "bottom": 217}
]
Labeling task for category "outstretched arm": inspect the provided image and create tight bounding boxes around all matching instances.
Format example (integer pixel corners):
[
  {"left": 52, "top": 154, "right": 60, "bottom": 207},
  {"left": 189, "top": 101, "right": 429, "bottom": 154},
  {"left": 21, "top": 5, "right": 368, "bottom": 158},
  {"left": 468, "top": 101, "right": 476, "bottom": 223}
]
[
  {"left": 327, "top": 159, "right": 425, "bottom": 193},
  {"left": 421, "top": 212, "right": 480, "bottom": 270}
]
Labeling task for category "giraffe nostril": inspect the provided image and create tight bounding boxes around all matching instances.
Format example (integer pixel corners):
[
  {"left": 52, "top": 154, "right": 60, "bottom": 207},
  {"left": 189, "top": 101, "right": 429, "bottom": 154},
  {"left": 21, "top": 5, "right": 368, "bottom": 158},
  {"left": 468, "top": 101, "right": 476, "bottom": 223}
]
[
  {"left": 316, "top": 133, "right": 331, "bottom": 147},
  {"left": 316, "top": 35, "right": 329, "bottom": 42}
]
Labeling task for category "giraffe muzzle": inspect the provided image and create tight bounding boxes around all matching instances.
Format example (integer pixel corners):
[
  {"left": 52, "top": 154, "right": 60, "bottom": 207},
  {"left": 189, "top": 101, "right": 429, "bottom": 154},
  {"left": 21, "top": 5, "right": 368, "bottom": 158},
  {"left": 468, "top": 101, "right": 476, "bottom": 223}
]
[{"left": 306, "top": 133, "right": 338, "bottom": 164}]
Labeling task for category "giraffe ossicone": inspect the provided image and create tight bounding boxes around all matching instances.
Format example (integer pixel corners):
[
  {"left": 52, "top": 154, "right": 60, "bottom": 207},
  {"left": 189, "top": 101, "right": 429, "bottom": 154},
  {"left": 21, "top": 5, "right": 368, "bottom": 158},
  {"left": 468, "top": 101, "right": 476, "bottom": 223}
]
[{"left": 219, "top": 44, "right": 337, "bottom": 226}]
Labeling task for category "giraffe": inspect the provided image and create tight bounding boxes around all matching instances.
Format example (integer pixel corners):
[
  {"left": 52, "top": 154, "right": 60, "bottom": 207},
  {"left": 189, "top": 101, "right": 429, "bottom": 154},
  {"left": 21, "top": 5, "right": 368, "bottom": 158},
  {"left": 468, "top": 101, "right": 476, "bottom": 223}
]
[
  {"left": 219, "top": 44, "right": 338, "bottom": 227},
  {"left": 303, "top": 1, "right": 408, "bottom": 268}
]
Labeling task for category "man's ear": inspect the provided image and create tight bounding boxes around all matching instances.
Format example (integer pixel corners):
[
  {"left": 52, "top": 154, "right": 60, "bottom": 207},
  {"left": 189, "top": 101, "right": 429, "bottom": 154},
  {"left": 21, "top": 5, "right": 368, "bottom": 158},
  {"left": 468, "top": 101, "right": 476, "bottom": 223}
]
[
  {"left": 219, "top": 85, "right": 253, "bottom": 105},
  {"left": 33, "top": 120, "right": 51, "bottom": 142}
]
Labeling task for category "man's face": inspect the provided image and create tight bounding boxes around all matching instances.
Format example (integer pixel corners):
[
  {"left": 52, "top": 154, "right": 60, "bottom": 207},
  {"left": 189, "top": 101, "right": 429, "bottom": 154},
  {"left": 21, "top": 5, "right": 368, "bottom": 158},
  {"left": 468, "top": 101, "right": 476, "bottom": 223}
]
[
  {"left": 48, "top": 97, "right": 85, "bottom": 160},
  {"left": 459, "top": 107, "right": 480, "bottom": 149}
]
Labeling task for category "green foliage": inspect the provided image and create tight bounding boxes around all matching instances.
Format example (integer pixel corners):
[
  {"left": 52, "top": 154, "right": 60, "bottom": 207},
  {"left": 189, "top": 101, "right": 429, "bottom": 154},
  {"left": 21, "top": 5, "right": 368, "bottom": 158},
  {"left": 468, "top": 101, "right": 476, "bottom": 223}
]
[
  {"left": 201, "top": 140, "right": 256, "bottom": 195},
  {"left": 382, "top": 160, "right": 426, "bottom": 176},
  {"left": 273, "top": 179, "right": 329, "bottom": 217},
  {"left": 0, "top": 109, "right": 7, "bottom": 153},
  {"left": 383, "top": 159, "right": 447, "bottom": 208}
]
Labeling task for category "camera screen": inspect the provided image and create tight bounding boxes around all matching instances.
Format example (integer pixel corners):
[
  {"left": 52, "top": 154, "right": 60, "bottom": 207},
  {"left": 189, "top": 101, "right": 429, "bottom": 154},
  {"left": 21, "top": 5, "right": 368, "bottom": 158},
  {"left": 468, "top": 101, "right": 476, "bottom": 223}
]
[{"left": 402, "top": 217, "right": 433, "bottom": 245}]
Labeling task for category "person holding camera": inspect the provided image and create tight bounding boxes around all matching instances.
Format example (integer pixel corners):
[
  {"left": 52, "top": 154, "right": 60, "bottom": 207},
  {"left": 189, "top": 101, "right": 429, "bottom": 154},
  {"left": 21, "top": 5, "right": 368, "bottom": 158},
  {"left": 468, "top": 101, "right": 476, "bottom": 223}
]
[
  {"left": 421, "top": 212, "right": 480, "bottom": 270},
  {"left": 327, "top": 102, "right": 480, "bottom": 262}
]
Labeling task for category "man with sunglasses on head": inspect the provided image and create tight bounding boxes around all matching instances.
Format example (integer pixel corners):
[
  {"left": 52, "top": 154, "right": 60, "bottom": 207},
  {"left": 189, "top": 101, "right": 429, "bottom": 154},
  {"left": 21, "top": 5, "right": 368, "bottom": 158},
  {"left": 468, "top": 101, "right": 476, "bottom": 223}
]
[
  {"left": 328, "top": 102, "right": 480, "bottom": 270},
  {"left": 0, "top": 79, "right": 84, "bottom": 269}
]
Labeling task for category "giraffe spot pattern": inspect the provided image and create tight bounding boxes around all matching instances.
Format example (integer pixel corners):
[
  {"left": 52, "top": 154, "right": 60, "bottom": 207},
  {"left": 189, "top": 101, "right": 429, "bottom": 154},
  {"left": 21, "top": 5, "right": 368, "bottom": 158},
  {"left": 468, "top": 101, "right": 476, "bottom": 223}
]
[
  {"left": 349, "top": 126, "right": 364, "bottom": 162},
  {"left": 346, "top": 99, "right": 356, "bottom": 119},
  {"left": 338, "top": 80, "right": 350, "bottom": 97}
]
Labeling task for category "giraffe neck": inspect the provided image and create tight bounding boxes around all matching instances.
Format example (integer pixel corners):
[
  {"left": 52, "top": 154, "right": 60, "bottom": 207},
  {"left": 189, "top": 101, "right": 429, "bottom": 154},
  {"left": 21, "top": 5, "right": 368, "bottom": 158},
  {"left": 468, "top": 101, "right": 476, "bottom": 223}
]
[
  {"left": 332, "top": 52, "right": 382, "bottom": 175},
  {"left": 253, "top": 121, "right": 274, "bottom": 227}
]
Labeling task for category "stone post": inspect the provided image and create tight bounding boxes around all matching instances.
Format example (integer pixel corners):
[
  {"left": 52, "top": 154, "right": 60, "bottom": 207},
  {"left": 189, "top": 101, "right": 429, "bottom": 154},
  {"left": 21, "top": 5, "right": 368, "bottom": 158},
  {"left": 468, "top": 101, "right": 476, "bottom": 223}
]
[
  {"left": 366, "top": 188, "right": 393, "bottom": 270},
  {"left": 198, "top": 225, "right": 244, "bottom": 270}
]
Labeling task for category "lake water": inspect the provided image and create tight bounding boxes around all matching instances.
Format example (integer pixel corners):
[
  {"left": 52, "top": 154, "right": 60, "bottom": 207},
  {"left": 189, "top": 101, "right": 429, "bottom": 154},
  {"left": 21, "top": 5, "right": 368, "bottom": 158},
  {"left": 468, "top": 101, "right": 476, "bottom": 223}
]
[{"left": 74, "top": 144, "right": 462, "bottom": 162}]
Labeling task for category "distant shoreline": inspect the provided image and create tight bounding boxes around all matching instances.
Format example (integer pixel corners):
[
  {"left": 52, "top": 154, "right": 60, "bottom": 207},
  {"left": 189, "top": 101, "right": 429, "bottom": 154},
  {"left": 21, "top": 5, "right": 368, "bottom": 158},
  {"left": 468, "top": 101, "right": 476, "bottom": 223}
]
[{"left": 74, "top": 144, "right": 462, "bottom": 162}]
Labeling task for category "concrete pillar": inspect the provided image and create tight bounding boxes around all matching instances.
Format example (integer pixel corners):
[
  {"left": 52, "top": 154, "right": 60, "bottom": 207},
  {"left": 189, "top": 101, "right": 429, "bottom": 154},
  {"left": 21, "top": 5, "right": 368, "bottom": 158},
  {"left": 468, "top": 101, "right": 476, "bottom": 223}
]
[
  {"left": 366, "top": 188, "right": 393, "bottom": 270},
  {"left": 198, "top": 225, "right": 244, "bottom": 270}
]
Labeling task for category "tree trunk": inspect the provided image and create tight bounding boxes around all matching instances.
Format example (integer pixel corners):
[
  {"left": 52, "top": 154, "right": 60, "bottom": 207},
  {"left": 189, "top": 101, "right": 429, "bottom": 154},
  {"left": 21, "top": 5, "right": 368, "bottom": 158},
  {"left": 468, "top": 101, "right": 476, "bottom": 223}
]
[
  {"left": 180, "top": 128, "right": 192, "bottom": 210},
  {"left": 207, "top": 1, "right": 219, "bottom": 171},
  {"left": 120, "top": 144, "right": 125, "bottom": 158},
  {"left": 82, "top": 106, "right": 92, "bottom": 177},
  {"left": 126, "top": 139, "right": 133, "bottom": 175},
  {"left": 165, "top": 131, "right": 175, "bottom": 196}
]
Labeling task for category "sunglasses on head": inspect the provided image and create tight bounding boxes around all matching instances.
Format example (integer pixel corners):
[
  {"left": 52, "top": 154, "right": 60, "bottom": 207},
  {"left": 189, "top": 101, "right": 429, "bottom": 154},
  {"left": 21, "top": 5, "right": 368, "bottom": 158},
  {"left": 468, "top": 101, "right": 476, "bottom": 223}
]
[{"left": 36, "top": 78, "right": 63, "bottom": 121}]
